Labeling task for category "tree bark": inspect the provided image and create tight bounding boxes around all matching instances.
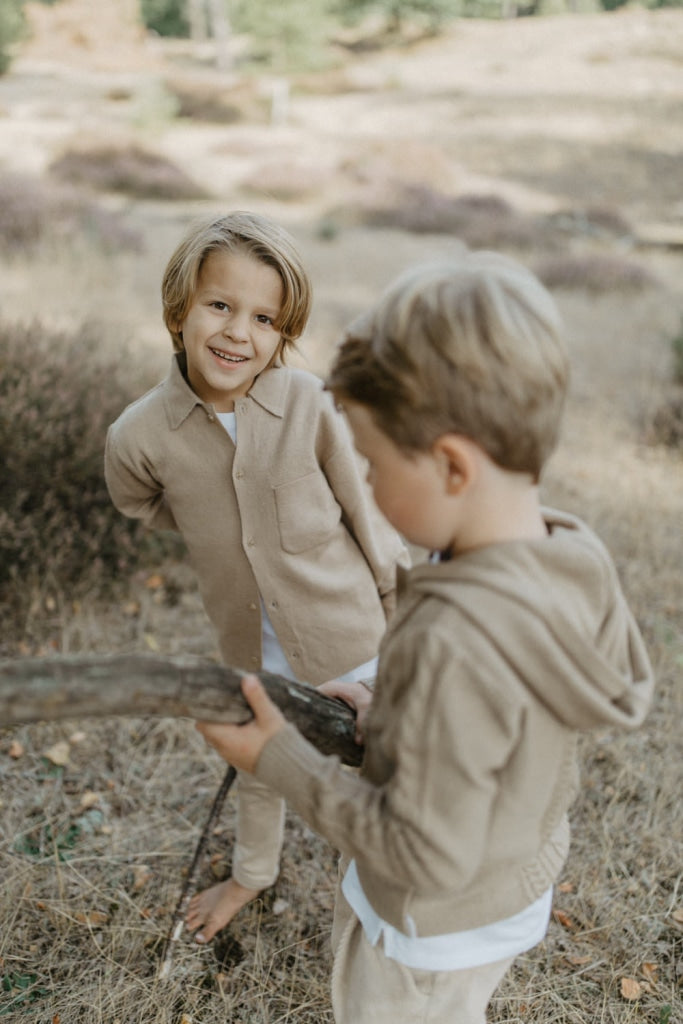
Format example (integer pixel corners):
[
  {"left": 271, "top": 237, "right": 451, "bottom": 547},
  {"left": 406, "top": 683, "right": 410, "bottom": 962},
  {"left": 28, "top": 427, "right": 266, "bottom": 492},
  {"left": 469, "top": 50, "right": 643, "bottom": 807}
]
[{"left": 0, "top": 653, "right": 363, "bottom": 767}]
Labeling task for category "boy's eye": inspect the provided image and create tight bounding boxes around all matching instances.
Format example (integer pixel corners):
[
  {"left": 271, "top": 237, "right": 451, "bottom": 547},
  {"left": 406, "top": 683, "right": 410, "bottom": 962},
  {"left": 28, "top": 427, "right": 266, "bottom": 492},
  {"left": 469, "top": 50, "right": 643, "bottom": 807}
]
[
  {"left": 256, "top": 314, "right": 274, "bottom": 326},
  {"left": 212, "top": 301, "right": 230, "bottom": 311}
]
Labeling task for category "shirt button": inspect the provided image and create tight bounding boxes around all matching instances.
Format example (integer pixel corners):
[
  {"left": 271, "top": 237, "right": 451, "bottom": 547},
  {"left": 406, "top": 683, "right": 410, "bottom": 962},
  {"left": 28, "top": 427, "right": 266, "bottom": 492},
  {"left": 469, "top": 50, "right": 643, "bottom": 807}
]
[
  {"left": 247, "top": 537, "right": 255, "bottom": 547},
  {"left": 291, "top": 651, "right": 300, "bottom": 660},
  {"left": 248, "top": 602, "right": 257, "bottom": 611},
  {"left": 270, "top": 600, "right": 278, "bottom": 610},
  {"left": 235, "top": 469, "right": 244, "bottom": 479},
  {"left": 250, "top": 655, "right": 258, "bottom": 664}
]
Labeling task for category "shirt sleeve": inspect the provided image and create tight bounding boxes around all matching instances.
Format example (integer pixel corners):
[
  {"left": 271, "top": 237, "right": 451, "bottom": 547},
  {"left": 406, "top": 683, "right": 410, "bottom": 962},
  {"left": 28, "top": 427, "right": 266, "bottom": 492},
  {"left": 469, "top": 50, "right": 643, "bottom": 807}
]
[
  {"left": 318, "top": 399, "right": 410, "bottom": 612},
  {"left": 104, "top": 423, "right": 178, "bottom": 532}
]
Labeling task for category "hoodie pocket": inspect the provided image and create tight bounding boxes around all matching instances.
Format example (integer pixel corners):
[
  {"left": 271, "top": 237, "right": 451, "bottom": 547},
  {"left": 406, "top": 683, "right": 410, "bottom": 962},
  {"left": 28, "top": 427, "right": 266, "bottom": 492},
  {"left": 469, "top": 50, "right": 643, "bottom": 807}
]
[{"left": 274, "top": 471, "right": 342, "bottom": 554}]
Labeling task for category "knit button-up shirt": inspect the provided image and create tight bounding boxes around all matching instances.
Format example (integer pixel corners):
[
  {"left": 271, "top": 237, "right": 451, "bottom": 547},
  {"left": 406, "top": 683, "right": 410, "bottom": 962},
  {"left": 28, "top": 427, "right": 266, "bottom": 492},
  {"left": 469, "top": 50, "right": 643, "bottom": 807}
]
[{"left": 105, "top": 356, "right": 408, "bottom": 684}]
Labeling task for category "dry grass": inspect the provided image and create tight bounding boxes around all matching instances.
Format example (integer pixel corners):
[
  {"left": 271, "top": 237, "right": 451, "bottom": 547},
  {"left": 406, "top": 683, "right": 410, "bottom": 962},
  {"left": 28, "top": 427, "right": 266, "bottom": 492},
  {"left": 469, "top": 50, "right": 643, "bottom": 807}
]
[
  {"left": 1, "top": 10, "right": 682, "bottom": 1020},
  {"left": 1, "top": 281, "right": 681, "bottom": 1023}
]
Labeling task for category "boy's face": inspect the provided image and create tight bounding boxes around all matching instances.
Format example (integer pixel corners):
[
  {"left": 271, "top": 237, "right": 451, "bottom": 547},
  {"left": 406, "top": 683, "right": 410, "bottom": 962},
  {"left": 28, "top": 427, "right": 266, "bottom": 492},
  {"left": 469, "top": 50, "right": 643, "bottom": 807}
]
[
  {"left": 178, "top": 250, "right": 284, "bottom": 412},
  {"left": 342, "top": 400, "right": 453, "bottom": 552}
]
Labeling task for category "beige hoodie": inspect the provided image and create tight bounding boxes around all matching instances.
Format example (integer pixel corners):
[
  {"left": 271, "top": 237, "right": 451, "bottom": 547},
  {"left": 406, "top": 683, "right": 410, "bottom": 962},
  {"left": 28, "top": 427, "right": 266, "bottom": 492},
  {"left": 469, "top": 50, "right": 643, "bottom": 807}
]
[{"left": 256, "top": 509, "right": 654, "bottom": 935}]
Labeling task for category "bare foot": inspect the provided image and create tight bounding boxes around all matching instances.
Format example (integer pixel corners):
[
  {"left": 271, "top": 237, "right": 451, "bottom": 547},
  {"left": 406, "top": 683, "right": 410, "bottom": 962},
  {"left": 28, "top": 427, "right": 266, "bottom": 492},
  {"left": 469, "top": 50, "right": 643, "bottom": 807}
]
[{"left": 186, "top": 878, "right": 260, "bottom": 943}]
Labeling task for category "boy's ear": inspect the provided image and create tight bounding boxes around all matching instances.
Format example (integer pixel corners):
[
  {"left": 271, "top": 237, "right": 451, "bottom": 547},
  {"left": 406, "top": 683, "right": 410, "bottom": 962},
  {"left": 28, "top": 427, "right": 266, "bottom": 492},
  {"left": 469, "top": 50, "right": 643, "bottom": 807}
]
[{"left": 432, "top": 434, "right": 476, "bottom": 495}]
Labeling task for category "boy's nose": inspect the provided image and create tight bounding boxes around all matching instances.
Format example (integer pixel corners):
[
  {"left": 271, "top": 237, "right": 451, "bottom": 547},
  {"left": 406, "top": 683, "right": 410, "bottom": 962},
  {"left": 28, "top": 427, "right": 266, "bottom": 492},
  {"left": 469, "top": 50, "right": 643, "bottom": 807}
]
[{"left": 224, "top": 314, "right": 249, "bottom": 342}]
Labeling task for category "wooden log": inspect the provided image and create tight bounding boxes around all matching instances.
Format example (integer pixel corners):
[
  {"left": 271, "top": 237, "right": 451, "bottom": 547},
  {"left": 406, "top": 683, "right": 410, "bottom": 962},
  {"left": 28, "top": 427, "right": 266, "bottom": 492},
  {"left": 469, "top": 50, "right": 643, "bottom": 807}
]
[{"left": 0, "top": 653, "right": 363, "bottom": 767}]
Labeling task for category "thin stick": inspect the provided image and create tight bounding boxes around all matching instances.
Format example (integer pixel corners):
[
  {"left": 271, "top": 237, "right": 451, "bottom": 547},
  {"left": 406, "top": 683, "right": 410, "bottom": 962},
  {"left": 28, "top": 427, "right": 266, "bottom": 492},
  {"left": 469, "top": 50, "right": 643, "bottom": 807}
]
[{"left": 157, "top": 764, "right": 238, "bottom": 981}]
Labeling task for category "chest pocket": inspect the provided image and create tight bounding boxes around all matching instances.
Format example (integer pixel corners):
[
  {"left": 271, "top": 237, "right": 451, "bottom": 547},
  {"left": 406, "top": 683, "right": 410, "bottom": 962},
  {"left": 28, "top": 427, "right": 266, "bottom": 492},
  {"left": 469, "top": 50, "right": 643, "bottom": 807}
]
[{"left": 274, "top": 470, "right": 342, "bottom": 554}]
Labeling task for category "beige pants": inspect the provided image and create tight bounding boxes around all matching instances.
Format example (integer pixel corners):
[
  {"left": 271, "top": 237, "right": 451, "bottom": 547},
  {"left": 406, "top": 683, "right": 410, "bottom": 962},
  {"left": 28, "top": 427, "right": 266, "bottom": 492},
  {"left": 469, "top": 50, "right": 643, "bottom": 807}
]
[
  {"left": 231, "top": 772, "right": 285, "bottom": 890},
  {"left": 330, "top": 886, "right": 515, "bottom": 1024}
]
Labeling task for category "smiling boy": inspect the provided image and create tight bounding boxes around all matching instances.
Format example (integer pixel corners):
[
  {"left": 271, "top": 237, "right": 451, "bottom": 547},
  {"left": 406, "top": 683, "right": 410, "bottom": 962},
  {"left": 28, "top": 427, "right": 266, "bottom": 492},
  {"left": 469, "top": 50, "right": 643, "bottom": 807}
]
[{"left": 104, "top": 211, "right": 407, "bottom": 944}]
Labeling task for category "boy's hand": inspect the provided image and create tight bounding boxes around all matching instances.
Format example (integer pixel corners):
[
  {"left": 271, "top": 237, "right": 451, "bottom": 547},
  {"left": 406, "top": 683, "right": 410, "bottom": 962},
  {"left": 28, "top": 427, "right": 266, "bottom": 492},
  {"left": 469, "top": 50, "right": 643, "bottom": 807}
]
[
  {"left": 317, "top": 679, "right": 373, "bottom": 744},
  {"left": 196, "top": 675, "right": 286, "bottom": 773}
]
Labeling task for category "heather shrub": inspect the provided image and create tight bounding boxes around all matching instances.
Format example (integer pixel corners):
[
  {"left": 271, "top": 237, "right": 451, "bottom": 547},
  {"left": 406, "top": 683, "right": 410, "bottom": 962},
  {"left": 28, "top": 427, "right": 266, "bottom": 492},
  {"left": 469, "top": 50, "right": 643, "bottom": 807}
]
[
  {"left": 671, "top": 320, "right": 683, "bottom": 384},
  {"left": 358, "top": 186, "right": 551, "bottom": 248},
  {"left": 649, "top": 394, "right": 683, "bottom": 448},
  {"left": 49, "top": 144, "right": 209, "bottom": 200},
  {"left": 0, "top": 173, "right": 143, "bottom": 255},
  {"left": 165, "top": 78, "right": 262, "bottom": 124},
  {"left": 647, "top": 322, "right": 683, "bottom": 449},
  {"left": 534, "top": 252, "right": 659, "bottom": 292},
  {"left": 0, "top": 320, "right": 181, "bottom": 629}
]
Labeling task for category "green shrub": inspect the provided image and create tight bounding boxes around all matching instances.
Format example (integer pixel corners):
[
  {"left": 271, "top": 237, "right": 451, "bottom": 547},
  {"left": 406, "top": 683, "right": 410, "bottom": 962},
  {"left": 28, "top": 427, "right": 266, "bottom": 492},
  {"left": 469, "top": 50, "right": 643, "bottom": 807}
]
[
  {"left": 49, "top": 144, "right": 209, "bottom": 201},
  {"left": 0, "top": 321, "right": 179, "bottom": 627},
  {"left": 139, "top": 0, "right": 190, "bottom": 37}
]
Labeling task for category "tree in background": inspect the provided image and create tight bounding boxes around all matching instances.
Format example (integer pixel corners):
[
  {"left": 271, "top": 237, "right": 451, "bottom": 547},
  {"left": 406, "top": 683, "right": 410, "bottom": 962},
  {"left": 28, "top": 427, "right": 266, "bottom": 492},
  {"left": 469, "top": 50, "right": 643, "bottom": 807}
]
[
  {"left": 337, "top": 0, "right": 459, "bottom": 34},
  {"left": 0, "top": 0, "right": 25, "bottom": 75},
  {"left": 231, "top": 0, "right": 337, "bottom": 72}
]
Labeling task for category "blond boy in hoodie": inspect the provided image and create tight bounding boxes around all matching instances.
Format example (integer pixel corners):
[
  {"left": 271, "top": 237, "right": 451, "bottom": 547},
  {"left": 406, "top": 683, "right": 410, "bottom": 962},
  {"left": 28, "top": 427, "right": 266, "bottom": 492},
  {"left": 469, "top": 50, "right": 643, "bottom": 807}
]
[{"left": 196, "top": 252, "right": 654, "bottom": 1024}]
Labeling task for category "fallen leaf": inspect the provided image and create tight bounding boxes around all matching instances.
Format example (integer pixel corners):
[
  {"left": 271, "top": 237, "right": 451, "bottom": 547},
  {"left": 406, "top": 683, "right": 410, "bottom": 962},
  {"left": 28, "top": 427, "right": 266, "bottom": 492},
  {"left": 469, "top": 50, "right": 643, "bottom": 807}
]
[
  {"left": 552, "top": 909, "right": 576, "bottom": 930},
  {"left": 78, "top": 791, "right": 101, "bottom": 811},
  {"left": 75, "top": 910, "right": 109, "bottom": 926},
  {"left": 179, "top": 1015, "right": 193, "bottom": 1024},
  {"left": 641, "top": 962, "right": 658, "bottom": 982},
  {"left": 557, "top": 881, "right": 574, "bottom": 893},
  {"left": 44, "top": 741, "right": 70, "bottom": 766},
  {"left": 8, "top": 740, "right": 24, "bottom": 759},
  {"left": 671, "top": 907, "right": 683, "bottom": 925},
  {"left": 620, "top": 977, "right": 642, "bottom": 1001},
  {"left": 69, "top": 730, "right": 87, "bottom": 744},
  {"left": 566, "top": 954, "right": 592, "bottom": 965},
  {"left": 145, "top": 573, "right": 164, "bottom": 590},
  {"left": 272, "top": 898, "right": 290, "bottom": 916},
  {"left": 131, "top": 865, "right": 152, "bottom": 891},
  {"left": 144, "top": 633, "right": 160, "bottom": 652}
]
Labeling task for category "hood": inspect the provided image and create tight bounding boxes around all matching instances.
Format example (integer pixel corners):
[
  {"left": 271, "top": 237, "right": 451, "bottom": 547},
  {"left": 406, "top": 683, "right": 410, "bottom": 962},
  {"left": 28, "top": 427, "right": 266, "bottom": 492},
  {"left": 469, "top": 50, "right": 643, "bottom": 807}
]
[{"left": 402, "top": 509, "right": 654, "bottom": 731}]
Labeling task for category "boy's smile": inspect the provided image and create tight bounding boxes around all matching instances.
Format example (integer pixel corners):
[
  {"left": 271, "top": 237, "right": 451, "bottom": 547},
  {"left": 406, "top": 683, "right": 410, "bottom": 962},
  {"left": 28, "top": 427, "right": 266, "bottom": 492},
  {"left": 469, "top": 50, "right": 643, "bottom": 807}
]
[{"left": 178, "top": 249, "right": 284, "bottom": 412}]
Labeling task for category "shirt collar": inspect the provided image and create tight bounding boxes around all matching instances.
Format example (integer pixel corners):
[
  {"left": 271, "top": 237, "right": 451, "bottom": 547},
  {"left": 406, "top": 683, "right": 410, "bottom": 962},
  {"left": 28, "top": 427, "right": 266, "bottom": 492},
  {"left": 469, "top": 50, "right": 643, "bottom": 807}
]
[{"left": 163, "top": 353, "right": 289, "bottom": 429}]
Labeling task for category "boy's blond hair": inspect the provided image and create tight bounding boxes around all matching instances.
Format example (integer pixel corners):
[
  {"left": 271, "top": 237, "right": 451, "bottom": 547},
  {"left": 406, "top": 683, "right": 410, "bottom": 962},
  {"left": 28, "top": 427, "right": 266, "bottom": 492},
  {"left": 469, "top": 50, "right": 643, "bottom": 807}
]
[
  {"left": 327, "top": 252, "right": 569, "bottom": 479},
  {"left": 162, "top": 211, "right": 312, "bottom": 355}
]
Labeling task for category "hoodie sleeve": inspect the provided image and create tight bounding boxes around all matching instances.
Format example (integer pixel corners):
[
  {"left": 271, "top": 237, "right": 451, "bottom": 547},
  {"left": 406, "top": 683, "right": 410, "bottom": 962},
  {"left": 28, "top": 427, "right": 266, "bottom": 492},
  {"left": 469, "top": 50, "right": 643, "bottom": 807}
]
[{"left": 255, "top": 626, "right": 524, "bottom": 896}]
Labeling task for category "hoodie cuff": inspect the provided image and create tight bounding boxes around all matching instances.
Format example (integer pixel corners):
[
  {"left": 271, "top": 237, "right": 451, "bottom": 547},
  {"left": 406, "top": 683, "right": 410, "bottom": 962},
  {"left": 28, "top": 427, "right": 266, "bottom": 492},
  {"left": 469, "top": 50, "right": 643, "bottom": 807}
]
[{"left": 255, "top": 724, "right": 328, "bottom": 799}]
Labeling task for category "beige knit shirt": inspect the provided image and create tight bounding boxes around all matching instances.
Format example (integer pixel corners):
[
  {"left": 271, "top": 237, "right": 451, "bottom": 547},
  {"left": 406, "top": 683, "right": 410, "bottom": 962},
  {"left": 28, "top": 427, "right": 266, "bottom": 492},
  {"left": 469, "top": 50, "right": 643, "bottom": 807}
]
[{"left": 105, "top": 356, "right": 408, "bottom": 683}]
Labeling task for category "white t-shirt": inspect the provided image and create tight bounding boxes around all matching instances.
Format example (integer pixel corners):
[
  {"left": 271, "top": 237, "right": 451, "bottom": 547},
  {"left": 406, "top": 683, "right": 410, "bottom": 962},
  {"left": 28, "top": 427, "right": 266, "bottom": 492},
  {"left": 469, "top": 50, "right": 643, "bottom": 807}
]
[
  {"left": 218, "top": 411, "right": 378, "bottom": 684},
  {"left": 342, "top": 858, "right": 552, "bottom": 971}
]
